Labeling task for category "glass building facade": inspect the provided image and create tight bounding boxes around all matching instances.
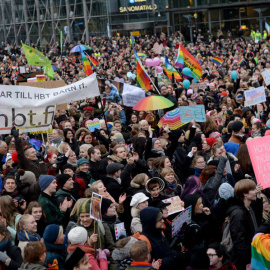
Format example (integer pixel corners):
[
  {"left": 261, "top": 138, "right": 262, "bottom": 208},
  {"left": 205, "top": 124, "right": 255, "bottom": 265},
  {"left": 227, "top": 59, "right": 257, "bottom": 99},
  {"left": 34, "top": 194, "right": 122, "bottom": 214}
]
[{"left": 0, "top": 0, "right": 270, "bottom": 45}]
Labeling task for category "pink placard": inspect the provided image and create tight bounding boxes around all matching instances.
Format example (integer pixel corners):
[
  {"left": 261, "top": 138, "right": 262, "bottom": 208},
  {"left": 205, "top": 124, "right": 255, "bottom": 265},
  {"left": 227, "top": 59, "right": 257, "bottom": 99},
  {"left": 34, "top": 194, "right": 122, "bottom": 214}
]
[{"left": 246, "top": 136, "right": 270, "bottom": 189}]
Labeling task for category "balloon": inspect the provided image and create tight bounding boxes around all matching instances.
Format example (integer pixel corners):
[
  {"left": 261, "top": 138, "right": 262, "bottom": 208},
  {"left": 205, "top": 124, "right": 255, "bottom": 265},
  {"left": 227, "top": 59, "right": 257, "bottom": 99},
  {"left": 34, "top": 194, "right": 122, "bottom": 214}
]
[
  {"left": 153, "top": 57, "right": 161, "bottom": 66},
  {"left": 127, "top": 72, "right": 133, "bottom": 78},
  {"left": 183, "top": 79, "right": 191, "bottom": 89},
  {"left": 231, "top": 70, "right": 238, "bottom": 80},
  {"left": 182, "top": 67, "right": 192, "bottom": 75},
  {"left": 145, "top": 59, "right": 154, "bottom": 67},
  {"left": 155, "top": 66, "right": 163, "bottom": 73}
]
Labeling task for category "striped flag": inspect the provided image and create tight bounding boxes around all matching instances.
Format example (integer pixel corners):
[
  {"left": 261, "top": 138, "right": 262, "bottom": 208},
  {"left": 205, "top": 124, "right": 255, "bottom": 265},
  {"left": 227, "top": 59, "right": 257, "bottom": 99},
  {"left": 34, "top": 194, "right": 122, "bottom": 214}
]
[
  {"left": 175, "top": 44, "right": 202, "bottom": 80},
  {"left": 164, "top": 56, "right": 182, "bottom": 82},
  {"left": 88, "top": 56, "right": 98, "bottom": 68},
  {"left": 212, "top": 57, "right": 223, "bottom": 66},
  {"left": 137, "top": 60, "right": 151, "bottom": 92},
  {"left": 80, "top": 48, "right": 93, "bottom": 76},
  {"left": 238, "top": 57, "right": 245, "bottom": 65},
  {"left": 265, "top": 22, "right": 270, "bottom": 34}
]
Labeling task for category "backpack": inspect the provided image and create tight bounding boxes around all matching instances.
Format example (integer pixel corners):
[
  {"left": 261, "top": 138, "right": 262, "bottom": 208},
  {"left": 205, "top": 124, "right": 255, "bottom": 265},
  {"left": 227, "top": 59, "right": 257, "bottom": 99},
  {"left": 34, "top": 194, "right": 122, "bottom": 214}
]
[
  {"left": 221, "top": 216, "right": 233, "bottom": 252},
  {"left": 132, "top": 231, "right": 152, "bottom": 251}
]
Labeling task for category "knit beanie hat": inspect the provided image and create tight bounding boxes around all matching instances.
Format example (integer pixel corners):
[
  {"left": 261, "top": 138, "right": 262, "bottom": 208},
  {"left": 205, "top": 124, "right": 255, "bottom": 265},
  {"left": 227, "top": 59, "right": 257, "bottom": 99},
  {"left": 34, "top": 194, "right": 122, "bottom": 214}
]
[
  {"left": 39, "top": 175, "right": 55, "bottom": 191},
  {"left": 152, "top": 138, "right": 158, "bottom": 148},
  {"left": 68, "top": 227, "right": 88, "bottom": 245},
  {"left": 17, "top": 169, "right": 36, "bottom": 185},
  {"left": 64, "top": 247, "right": 85, "bottom": 270},
  {"left": 115, "top": 137, "right": 125, "bottom": 143},
  {"left": 224, "top": 110, "right": 233, "bottom": 118},
  {"left": 77, "top": 158, "right": 89, "bottom": 167},
  {"left": 210, "top": 132, "right": 221, "bottom": 139},
  {"left": 78, "top": 199, "right": 91, "bottom": 214},
  {"left": 205, "top": 137, "right": 216, "bottom": 147},
  {"left": 101, "top": 198, "right": 113, "bottom": 215},
  {"left": 219, "top": 183, "right": 234, "bottom": 200},
  {"left": 61, "top": 163, "right": 75, "bottom": 174},
  {"left": 224, "top": 142, "right": 239, "bottom": 157},
  {"left": 57, "top": 174, "right": 71, "bottom": 188},
  {"left": 130, "top": 193, "right": 149, "bottom": 207},
  {"left": 43, "top": 224, "right": 60, "bottom": 244},
  {"left": 5, "top": 153, "right": 12, "bottom": 163},
  {"left": 231, "top": 121, "right": 244, "bottom": 133},
  {"left": 12, "top": 152, "right": 18, "bottom": 163}
]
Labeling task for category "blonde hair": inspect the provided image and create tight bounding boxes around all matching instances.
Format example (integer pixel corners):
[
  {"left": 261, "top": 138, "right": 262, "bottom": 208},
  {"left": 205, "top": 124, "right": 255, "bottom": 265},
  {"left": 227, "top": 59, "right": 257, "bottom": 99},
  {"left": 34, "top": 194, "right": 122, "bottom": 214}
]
[
  {"left": 91, "top": 180, "right": 103, "bottom": 189},
  {"left": 262, "top": 194, "right": 270, "bottom": 221},
  {"left": 17, "top": 214, "right": 33, "bottom": 231},
  {"left": 161, "top": 167, "right": 175, "bottom": 177},
  {"left": 70, "top": 198, "right": 88, "bottom": 216},
  {"left": 139, "top": 120, "right": 148, "bottom": 129},
  {"left": 46, "top": 146, "right": 59, "bottom": 154},
  {"left": 58, "top": 142, "right": 69, "bottom": 153}
]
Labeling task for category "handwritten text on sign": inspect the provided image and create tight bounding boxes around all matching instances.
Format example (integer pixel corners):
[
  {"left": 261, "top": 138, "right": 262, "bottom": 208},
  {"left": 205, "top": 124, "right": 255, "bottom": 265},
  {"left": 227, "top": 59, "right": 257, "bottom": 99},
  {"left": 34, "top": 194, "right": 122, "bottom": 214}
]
[
  {"left": 262, "top": 69, "right": 270, "bottom": 86},
  {"left": 244, "top": 86, "right": 266, "bottom": 106},
  {"left": 179, "top": 105, "right": 206, "bottom": 122},
  {"left": 247, "top": 136, "right": 270, "bottom": 189}
]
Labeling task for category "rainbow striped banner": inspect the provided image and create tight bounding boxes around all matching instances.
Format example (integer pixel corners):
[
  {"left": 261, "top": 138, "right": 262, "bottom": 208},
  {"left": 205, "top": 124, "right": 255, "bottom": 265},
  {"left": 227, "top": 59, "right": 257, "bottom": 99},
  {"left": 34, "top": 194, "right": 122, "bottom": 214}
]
[
  {"left": 175, "top": 45, "right": 202, "bottom": 80},
  {"left": 164, "top": 56, "right": 182, "bottom": 82},
  {"left": 137, "top": 60, "right": 151, "bottom": 92},
  {"left": 212, "top": 57, "right": 223, "bottom": 66},
  {"left": 80, "top": 49, "right": 93, "bottom": 76},
  {"left": 251, "top": 233, "right": 270, "bottom": 270},
  {"left": 88, "top": 56, "right": 98, "bottom": 68},
  {"left": 238, "top": 57, "right": 245, "bottom": 65}
]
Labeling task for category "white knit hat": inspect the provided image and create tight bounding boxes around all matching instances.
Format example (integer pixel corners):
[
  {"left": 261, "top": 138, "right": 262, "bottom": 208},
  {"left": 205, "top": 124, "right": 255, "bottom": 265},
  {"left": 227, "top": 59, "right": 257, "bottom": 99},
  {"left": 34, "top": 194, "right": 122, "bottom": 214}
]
[
  {"left": 68, "top": 227, "right": 88, "bottom": 245},
  {"left": 130, "top": 192, "right": 149, "bottom": 207},
  {"left": 219, "top": 183, "right": 234, "bottom": 200}
]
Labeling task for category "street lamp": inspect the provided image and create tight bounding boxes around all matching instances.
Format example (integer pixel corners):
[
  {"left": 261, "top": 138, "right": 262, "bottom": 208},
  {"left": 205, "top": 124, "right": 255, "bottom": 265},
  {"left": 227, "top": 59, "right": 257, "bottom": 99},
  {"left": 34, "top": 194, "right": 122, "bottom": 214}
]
[
  {"left": 254, "top": 8, "right": 267, "bottom": 34},
  {"left": 183, "top": 14, "right": 195, "bottom": 43}
]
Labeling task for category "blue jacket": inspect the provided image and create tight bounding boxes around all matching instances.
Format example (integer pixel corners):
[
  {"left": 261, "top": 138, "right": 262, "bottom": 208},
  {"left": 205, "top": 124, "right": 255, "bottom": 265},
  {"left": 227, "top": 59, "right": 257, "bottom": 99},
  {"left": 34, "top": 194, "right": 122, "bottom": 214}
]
[
  {"left": 102, "top": 84, "right": 122, "bottom": 104},
  {"left": 104, "top": 110, "right": 126, "bottom": 125}
]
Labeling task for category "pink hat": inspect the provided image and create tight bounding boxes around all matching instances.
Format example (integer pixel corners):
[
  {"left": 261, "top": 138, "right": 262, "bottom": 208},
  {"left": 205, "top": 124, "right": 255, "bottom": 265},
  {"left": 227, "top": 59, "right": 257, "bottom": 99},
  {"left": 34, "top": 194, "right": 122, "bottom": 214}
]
[{"left": 210, "top": 132, "right": 221, "bottom": 139}]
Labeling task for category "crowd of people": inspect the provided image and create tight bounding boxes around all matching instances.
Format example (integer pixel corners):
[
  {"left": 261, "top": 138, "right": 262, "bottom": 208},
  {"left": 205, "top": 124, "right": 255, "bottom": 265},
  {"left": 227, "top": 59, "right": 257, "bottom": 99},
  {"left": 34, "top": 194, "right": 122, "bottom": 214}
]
[{"left": 1, "top": 30, "right": 270, "bottom": 270}]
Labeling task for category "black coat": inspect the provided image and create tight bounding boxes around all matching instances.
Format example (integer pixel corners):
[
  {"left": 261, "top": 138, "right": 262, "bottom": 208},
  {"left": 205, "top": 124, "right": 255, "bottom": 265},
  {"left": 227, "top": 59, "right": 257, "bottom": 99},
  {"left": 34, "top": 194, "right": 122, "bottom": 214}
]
[
  {"left": 101, "top": 175, "right": 122, "bottom": 203},
  {"left": 226, "top": 198, "right": 262, "bottom": 270},
  {"left": 6, "top": 245, "right": 23, "bottom": 270}
]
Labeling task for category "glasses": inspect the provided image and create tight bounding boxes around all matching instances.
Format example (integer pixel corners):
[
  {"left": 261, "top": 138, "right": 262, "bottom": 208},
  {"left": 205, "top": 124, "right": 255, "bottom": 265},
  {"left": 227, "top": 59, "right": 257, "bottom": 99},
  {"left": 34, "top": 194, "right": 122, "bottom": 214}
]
[{"left": 207, "top": 254, "right": 218, "bottom": 258}]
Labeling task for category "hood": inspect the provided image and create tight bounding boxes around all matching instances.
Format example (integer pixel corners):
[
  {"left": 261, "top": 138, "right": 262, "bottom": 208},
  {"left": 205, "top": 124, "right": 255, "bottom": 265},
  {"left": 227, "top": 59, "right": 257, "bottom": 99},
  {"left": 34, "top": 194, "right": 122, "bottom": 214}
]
[
  {"left": 130, "top": 179, "right": 140, "bottom": 188},
  {"left": 224, "top": 142, "right": 240, "bottom": 157},
  {"left": 19, "top": 262, "right": 48, "bottom": 270},
  {"left": 140, "top": 207, "right": 161, "bottom": 237},
  {"left": 183, "top": 193, "right": 201, "bottom": 217},
  {"left": 75, "top": 128, "right": 90, "bottom": 140}
]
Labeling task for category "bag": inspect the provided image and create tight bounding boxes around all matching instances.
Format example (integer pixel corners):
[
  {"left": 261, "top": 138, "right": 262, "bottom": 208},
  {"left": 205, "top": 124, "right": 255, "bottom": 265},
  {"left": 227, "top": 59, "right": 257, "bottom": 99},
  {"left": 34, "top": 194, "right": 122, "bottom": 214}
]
[
  {"left": 133, "top": 231, "right": 152, "bottom": 251},
  {"left": 221, "top": 216, "right": 233, "bottom": 252}
]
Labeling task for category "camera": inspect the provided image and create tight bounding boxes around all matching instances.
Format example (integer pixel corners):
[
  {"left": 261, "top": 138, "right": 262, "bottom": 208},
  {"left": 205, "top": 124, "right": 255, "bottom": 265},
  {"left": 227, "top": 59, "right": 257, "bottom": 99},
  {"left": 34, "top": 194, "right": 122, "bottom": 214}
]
[
  {"left": 112, "top": 105, "right": 117, "bottom": 108},
  {"left": 14, "top": 197, "right": 24, "bottom": 206}
]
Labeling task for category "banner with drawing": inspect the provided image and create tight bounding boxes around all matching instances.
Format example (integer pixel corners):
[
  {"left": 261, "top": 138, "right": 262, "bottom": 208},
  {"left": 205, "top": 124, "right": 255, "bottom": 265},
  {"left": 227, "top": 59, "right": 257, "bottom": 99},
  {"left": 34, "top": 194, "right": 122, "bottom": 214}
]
[
  {"left": 172, "top": 206, "right": 192, "bottom": 237},
  {"left": 244, "top": 86, "right": 266, "bottom": 106},
  {"left": 90, "top": 192, "right": 102, "bottom": 221},
  {"left": 0, "top": 73, "right": 99, "bottom": 134}
]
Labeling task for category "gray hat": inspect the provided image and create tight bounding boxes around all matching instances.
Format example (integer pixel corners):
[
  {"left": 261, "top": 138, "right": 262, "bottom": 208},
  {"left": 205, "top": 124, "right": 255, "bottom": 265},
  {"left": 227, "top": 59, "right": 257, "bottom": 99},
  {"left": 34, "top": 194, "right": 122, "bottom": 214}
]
[
  {"left": 106, "top": 163, "right": 124, "bottom": 175},
  {"left": 39, "top": 175, "right": 56, "bottom": 191},
  {"left": 115, "top": 137, "right": 125, "bottom": 143}
]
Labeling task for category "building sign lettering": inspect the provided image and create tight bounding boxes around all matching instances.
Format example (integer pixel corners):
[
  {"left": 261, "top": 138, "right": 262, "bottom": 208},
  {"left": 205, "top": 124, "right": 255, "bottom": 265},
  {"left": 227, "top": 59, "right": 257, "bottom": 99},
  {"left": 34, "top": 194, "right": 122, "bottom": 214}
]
[{"left": 119, "top": 4, "right": 157, "bottom": 13}]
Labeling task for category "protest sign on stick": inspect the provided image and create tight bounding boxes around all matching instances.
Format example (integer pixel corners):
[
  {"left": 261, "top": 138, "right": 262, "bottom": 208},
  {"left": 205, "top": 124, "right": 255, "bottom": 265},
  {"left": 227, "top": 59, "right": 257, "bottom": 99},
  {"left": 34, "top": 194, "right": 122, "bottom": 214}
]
[
  {"left": 244, "top": 86, "right": 266, "bottom": 106},
  {"left": 162, "top": 196, "right": 184, "bottom": 215},
  {"left": 122, "top": 84, "right": 145, "bottom": 107},
  {"left": 179, "top": 105, "right": 206, "bottom": 122},
  {"left": 247, "top": 136, "right": 270, "bottom": 189},
  {"left": 172, "top": 206, "right": 192, "bottom": 237},
  {"left": 90, "top": 192, "right": 102, "bottom": 221}
]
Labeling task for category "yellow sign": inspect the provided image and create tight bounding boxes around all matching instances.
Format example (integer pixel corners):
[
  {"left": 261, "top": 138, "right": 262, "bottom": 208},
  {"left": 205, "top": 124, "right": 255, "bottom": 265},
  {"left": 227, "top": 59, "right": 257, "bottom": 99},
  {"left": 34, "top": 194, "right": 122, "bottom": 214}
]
[
  {"left": 132, "top": 31, "right": 140, "bottom": 36},
  {"left": 119, "top": 4, "right": 157, "bottom": 13}
]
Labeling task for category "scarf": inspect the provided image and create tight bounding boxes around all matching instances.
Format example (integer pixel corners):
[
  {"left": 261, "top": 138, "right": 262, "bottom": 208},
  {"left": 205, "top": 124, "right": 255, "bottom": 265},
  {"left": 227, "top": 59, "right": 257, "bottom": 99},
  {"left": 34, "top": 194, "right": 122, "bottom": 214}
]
[
  {"left": 0, "top": 237, "right": 11, "bottom": 252},
  {"left": 193, "top": 167, "right": 203, "bottom": 177},
  {"left": 164, "top": 181, "right": 177, "bottom": 195},
  {"left": 151, "top": 148, "right": 165, "bottom": 156},
  {"left": 252, "top": 130, "right": 261, "bottom": 138},
  {"left": 18, "top": 230, "right": 41, "bottom": 242}
]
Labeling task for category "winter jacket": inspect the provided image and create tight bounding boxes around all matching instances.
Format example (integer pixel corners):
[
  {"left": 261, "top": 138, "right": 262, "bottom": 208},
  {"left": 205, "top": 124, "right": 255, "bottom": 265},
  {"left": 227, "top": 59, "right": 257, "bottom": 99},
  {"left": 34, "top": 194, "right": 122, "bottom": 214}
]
[
  {"left": 140, "top": 207, "right": 185, "bottom": 270},
  {"left": 18, "top": 181, "right": 41, "bottom": 203},
  {"left": 76, "top": 170, "right": 94, "bottom": 187},
  {"left": 15, "top": 140, "right": 47, "bottom": 179},
  {"left": 18, "top": 262, "right": 48, "bottom": 270},
  {"left": 125, "top": 262, "right": 152, "bottom": 270},
  {"left": 3, "top": 245, "right": 23, "bottom": 270},
  {"left": 102, "top": 215, "right": 122, "bottom": 242},
  {"left": 89, "top": 160, "right": 104, "bottom": 181},
  {"left": 130, "top": 207, "right": 142, "bottom": 234},
  {"left": 226, "top": 198, "right": 263, "bottom": 270},
  {"left": 228, "top": 133, "right": 244, "bottom": 145},
  {"left": 202, "top": 156, "right": 228, "bottom": 203},
  {"left": 101, "top": 176, "right": 122, "bottom": 203},
  {"left": 38, "top": 192, "right": 68, "bottom": 226},
  {"left": 67, "top": 244, "right": 108, "bottom": 270}
]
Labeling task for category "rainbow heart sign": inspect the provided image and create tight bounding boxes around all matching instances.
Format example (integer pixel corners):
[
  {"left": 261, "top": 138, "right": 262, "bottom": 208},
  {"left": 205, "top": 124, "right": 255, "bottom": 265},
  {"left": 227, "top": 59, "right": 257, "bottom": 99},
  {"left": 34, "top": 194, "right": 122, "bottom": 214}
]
[{"left": 86, "top": 118, "right": 100, "bottom": 132}]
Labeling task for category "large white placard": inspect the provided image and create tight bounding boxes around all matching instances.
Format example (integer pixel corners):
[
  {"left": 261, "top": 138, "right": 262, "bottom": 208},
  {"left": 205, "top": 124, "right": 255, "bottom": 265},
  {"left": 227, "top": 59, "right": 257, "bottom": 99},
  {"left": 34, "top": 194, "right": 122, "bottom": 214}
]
[
  {"left": 244, "top": 86, "right": 266, "bottom": 106},
  {"left": 122, "top": 84, "right": 145, "bottom": 107},
  {"left": 0, "top": 73, "right": 100, "bottom": 134},
  {"left": 262, "top": 69, "right": 270, "bottom": 86}
]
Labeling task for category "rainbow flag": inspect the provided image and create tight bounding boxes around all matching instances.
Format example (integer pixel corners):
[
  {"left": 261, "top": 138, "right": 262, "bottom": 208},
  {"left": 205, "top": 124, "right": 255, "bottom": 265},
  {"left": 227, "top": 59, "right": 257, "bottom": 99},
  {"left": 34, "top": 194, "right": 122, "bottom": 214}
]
[
  {"left": 137, "top": 53, "right": 147, "bottom": 58},
  {"left": 164, "top": 56, "right": 182, "bottom": 82},
  {"left": 80, "top": 49, "right": 93, "bottom": 76},
  {"left": 238, "top": 57, "right": 245, "bottom": 65},
  {"left": 137, "top": 60, "right": 151, "bottom": 92},
  {"left": 88, "top": 56, "right": 98, "bottom": 68},
  {"left": 251, "top": 233, "right": 270, "bottom": 270},
  {"left": 265, "top": 22, "right": 270, "bottom": 35},
  {"left": 175, "top": 44, "right": 202, "bottom": 80},
  {"left": 212, "top": 57, "right": 223, "bottom": 66}
]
